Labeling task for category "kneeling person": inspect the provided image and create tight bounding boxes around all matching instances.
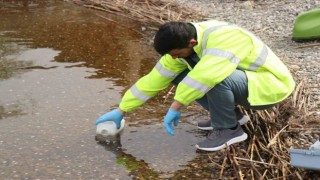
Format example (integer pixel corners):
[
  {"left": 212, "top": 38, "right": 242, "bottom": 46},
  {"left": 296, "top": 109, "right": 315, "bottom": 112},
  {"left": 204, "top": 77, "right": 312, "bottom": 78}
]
[{"left": 96, "top": 20, "right": 295, "bottom": 152}]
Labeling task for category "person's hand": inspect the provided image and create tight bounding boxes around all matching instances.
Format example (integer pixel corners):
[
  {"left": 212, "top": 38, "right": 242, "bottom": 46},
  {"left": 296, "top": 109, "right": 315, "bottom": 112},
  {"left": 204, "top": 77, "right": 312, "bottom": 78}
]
[
  {"left": 95, "top": 109, "right": 124, "bottom": 129},
  {"left": 163, "top": 108, "right": 181, "bottom": 136}
]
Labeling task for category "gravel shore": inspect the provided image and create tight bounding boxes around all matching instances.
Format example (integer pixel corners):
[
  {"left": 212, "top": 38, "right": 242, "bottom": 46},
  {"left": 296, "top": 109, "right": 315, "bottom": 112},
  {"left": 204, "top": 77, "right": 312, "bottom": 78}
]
[{"left": 176, "top": 0, "right": 320, "bottom": 113}]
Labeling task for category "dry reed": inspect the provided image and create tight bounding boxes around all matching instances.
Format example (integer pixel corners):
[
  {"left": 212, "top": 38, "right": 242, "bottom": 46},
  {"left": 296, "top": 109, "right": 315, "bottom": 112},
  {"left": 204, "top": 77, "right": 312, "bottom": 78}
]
[{"left": 71, "top": 0, "right": 201, "bottom": 25}]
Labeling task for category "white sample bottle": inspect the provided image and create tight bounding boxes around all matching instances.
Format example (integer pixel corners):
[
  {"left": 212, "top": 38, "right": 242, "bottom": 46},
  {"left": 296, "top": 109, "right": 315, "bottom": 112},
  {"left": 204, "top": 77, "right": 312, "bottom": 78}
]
[{"left": 96, "top": 119, "right": 125, "bottom": 137}]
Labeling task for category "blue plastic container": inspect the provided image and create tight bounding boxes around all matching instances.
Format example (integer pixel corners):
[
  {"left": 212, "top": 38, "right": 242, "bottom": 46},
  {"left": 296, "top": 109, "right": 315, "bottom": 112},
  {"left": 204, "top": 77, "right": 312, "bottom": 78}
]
[{"left": 289, "top": 148, "right": 320, "bottom": 170}]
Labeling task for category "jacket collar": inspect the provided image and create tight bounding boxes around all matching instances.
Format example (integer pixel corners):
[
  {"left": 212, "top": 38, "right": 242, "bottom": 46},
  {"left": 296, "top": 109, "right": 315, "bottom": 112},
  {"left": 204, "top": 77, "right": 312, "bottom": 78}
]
[{"left": 189, "top": 22, "right": 204, "bottom": 57}]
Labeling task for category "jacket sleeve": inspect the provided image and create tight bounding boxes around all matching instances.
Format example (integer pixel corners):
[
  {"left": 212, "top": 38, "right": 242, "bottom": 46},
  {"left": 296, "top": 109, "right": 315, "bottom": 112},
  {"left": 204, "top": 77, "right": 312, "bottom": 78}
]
[
  {"left": 174, "top": 29, "right": 253, "bottom": 105},
  {"left": 119, "top": 54, "right": 187, "bottom": 112}
]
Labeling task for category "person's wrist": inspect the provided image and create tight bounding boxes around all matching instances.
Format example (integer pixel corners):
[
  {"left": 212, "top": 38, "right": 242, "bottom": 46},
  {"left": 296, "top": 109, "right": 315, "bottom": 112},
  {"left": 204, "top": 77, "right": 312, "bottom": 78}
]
[
  {"left": 169, "top": 108, "right": 179, "bottom": 113},
  {"left": 168, "top": 108, "right": 181, "bottom": 116},
  {"left": 117, "top": 108, "right": 125, "bottom": 115},
  {"left": 170, "top": 100, "right": 183, "bottom": 112}
]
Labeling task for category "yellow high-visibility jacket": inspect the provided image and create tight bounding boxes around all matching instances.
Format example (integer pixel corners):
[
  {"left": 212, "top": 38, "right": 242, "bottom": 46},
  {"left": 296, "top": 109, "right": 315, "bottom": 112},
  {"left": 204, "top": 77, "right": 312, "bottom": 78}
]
[{"left": 119, "top": 20, "right": 295, "bottom": 112}]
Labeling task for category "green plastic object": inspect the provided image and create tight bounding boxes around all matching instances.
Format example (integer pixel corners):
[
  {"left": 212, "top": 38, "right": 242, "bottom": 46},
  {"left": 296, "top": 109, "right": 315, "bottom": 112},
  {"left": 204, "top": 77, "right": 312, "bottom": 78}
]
[{"left": 292, "top": 8, "right": 320, "bottom": 42}]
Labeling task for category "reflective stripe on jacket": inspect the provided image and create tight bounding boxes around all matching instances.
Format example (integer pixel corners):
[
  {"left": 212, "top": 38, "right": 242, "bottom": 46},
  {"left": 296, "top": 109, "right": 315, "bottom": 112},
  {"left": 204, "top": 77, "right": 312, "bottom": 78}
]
[
  {"left": 119, "top": 55, "right": 187, "bottom": 112},
  {"left": 119, "top": 20, "right": 295, "bottom": 112}
]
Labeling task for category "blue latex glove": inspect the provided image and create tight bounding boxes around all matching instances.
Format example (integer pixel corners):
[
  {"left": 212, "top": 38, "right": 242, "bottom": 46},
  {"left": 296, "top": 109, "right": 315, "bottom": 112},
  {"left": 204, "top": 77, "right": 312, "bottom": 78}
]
[
  {"left": 163, "top": 108, "right": 181, "bottom": 136},
  {"left": 95, "top": 109, "right": 124, "bottom": 129}
]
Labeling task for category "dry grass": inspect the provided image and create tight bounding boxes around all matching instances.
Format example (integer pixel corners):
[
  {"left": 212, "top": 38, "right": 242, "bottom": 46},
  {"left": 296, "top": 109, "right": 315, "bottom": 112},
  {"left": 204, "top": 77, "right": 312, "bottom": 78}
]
[
  {"left": 70, "top": 0, "right": 202, "bottom": 25},
  {"left": 70, "top": 0, "right": 320, "bottom": 178},
  {"left": 174, "top": 79, "right": 319, "bottom": 179},
  {"left": 231, "top": 79, "right": 319, "bottom": 179}
]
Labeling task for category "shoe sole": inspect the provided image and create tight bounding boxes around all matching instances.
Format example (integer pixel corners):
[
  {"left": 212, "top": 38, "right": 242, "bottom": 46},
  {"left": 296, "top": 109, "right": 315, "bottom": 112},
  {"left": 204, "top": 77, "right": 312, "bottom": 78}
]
[
  {"left": 195, "top": 133, "right": 248, "bottom": 151},
  {"left": 197, "top": 115, "right": 249, "bottom": 131},
  {"left": 197, "top": 126, "right": 214, "bottom": 130}
]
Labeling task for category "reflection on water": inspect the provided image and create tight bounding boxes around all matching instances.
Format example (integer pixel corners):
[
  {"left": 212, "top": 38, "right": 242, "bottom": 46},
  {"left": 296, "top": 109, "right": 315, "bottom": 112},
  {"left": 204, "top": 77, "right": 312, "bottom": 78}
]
[
  {"left": 97, "top": 136, "right": 160, "bottom": 179},
  {"left": 0, "top": 36, "right": 34, "bottom": 79},
  {"left": 0, "top": 104, "right": 25, "bottom": 119},
  {"left": 0, "top": 0, "right": 224, "bottom": 179},
  {"left": 1, "top": 0, "right": 157, "bottom": 86}
]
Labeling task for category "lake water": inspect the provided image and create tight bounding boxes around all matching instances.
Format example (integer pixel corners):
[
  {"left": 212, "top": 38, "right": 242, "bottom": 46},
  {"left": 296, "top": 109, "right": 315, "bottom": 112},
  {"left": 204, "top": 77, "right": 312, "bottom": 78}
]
[{"left": 0, "top": 1, "right": 219, "bottom": 179}]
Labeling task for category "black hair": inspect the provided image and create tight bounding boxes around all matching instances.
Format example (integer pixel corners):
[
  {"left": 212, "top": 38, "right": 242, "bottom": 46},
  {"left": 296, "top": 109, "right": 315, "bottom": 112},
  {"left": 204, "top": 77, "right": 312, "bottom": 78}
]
[{"left": 153, "top": 22, "right": 196, "bottom": 55}]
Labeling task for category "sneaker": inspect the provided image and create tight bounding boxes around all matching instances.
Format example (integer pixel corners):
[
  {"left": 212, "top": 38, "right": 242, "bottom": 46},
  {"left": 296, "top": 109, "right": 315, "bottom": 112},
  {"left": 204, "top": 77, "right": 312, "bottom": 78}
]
[
  {"left": 197, "top": 114, "right": 249, "bottom": 130},
  {"left": 195, "top": 124, "right": 248, "bottom": 151}
]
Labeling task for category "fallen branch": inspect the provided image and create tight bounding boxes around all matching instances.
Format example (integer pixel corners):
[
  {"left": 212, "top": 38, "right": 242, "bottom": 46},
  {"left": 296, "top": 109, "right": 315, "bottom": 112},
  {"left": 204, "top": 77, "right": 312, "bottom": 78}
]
[
  {"left": 295, "top": 43, "right": 320, "bottom": 48},
  {"left": 234, "top": 157, "right": 276, "bottom": 167},
  {"left": 219, "top": 153, "right": 228, "bottom": 179},
  {"left": 231, "top": 147, "right": 244, "bottom": 180},
  {"left": 267, "top": 125, "right": 289, "bottom": 148}
]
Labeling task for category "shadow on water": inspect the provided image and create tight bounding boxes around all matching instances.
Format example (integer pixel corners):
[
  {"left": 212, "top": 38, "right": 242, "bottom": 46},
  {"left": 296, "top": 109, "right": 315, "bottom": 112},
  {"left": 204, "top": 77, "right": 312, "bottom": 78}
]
[{"left": 0, "top": 0, "right": 223, "bottom": 179}]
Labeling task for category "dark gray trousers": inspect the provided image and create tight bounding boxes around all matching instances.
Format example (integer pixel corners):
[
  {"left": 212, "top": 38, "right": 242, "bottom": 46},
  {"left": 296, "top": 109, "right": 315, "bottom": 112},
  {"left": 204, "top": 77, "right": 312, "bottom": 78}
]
[{"left": 172, "top": 68, "right": 274, "bottom": 129}]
